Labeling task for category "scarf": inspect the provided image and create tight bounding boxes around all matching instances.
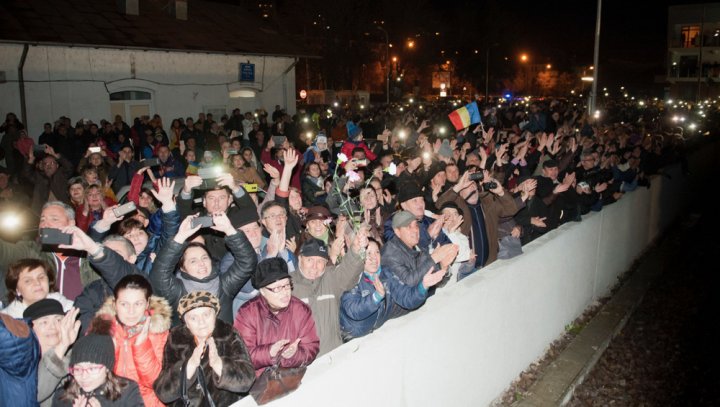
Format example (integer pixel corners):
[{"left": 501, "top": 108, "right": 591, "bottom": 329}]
[{"left": 177, "top": 270, "right": 220, "bottom": 297}]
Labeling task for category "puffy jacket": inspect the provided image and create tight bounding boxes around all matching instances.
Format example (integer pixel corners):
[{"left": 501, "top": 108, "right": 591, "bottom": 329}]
[
  {"left": 340, "top": 267, "right": 428, "bottom": 340},
  {"left": 0, "top": 314, "right": 40, "bottom": 407},
  {"left": 235, "top": 296, "right": 319, "bottom": 377},
  {"left": 154, "top": 319, "right": 255, "bottom": 407},
  {"left": 150, "top": 232, "right": 257, "bottom": 324},
  {"left": 291, "top": 248, "right": 364, "bottom": 356},
  {"left": 88, "top": 296, "right": 172, "bottom": 407},
  {"left": 380, "top": 236, "right": 436, "bottom": 318}
]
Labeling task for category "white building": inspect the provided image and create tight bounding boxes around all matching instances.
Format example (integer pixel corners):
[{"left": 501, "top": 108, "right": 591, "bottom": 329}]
[{"left": 0, "top": 0, "right": 314, "bottom": 137}]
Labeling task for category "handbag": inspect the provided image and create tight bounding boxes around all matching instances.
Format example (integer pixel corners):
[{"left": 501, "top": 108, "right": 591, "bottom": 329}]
[
  {"left": 180, "top": 361, "right": 217, "bottom": 407},
  {"left": 249, "top": 352, "right": 307, "bottom": 405}
]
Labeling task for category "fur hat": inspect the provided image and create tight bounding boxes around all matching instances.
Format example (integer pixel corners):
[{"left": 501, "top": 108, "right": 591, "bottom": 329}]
[
  {"left": 252, "top": 257, "right": 290, "bottom": 289},
  {"left": 177, "top": 291, "right": 220, "bottom": 318}
]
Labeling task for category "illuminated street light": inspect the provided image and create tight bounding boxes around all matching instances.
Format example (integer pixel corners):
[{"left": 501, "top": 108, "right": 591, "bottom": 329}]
[
  {"left": 546, "top": 64, "right": 552, "bottom": 69},
  {"left": 407, "top": 40, "right": 415, "bottom": 49},
  {"left": 520, "top": 53, "right": 528, "bottom": 62},
  {"left": 581, "top": 76, "right": 594, "bottom": 82},
  {"left": 392, "top": 56, "right": 398, "bottom": 62}
]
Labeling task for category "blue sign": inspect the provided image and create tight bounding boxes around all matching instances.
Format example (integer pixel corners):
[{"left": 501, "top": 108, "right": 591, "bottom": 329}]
[{"left": 240, "top": 63, "right": 255, "bottom": 82}]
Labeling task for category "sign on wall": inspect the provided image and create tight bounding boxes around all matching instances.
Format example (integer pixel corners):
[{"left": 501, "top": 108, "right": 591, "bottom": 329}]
[{"left": 240, "top": 63, "right": 255, "bottom": 82}]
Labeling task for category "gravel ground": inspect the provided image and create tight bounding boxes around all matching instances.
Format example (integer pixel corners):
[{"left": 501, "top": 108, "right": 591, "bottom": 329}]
[{"left": 568, "top": 209, "right": 720, "bottom": 406}]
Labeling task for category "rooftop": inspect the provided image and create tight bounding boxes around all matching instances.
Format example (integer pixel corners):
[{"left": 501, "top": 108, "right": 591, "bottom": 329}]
[{"left": 0, "top": 0, "right": 316, "bottom": 57}]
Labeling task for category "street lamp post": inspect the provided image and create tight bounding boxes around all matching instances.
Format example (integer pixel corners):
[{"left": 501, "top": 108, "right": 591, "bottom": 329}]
[
  {"left": 589, "top": 0, "right": 602, "bottom": 115},
  {"left": 376, "top": 26, "right": 390, "bottom": 105}
]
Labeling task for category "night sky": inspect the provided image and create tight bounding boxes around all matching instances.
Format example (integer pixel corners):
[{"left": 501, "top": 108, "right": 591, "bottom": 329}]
[{"left": 222, "top": 0, "right": 713, "bottom": 96}]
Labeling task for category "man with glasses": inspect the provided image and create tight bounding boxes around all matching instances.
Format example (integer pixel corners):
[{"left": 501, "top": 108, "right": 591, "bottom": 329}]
[{"left": 234, "top": 257, "right": 319, "bottom": 376}]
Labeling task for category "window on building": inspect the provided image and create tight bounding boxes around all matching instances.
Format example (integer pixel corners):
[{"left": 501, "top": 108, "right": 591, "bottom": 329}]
[
  {"left": 110, "top": 91, "right": 152, "bottom": 101},
  {"left": 681, "top": 26, "right": 701, "bottom": 48}
]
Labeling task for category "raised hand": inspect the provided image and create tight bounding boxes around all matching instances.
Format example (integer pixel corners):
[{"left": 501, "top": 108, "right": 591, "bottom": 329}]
[
  {"left": 263, "top": 163, "right": 280, "bottom": 180},
  {"left": 282, "top": 148, "right": 299, "bottom": 170},
  {"left": 216, "top": 173, "right": 240, "bottom": 194},
  {"left": 183, "top": 175, "right": 203, "bottom": 194},
  {"left": 372, "top": 276, "right": 385, "bottom": 298},
  {"left": 427, "top": 216, "right": 445, "bottom": 240},
  {"left": 210, "top": 212, "right": 236, "bottom": 236},
  {"left": 54, "top": 307, "right": 80, "bottom": 358},
  {"left": 58, "top": 226, "right": 102, "bottom": 255},
  {"left": 174, "top": 215, "right": 203, "bottom": 243},
  {"left": 207, "top": 337, "right": 223, "bottom": 376},
  {"left": 133, "top": 316, "right": 151, "bottom": 346},
  {"left": 151, "top": 177, "right": 176, "bottom": 209}
]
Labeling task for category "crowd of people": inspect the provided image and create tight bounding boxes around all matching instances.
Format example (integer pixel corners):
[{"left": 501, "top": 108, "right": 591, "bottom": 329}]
[{"left": 0, "top": 95, "right": 691, "bottom": 405}]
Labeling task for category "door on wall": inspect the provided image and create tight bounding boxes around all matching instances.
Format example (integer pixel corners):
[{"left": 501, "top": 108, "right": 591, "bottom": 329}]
[{"left": 109, "top": 90, "right": 153, "bottom": 123}]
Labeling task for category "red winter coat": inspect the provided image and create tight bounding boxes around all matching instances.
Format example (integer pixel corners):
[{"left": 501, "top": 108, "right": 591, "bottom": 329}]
[
  {"left": 234, "top": 295, "right": 319, "bottom": 377},
  {"left": 339, "top": 140, "right": 376, "bottom": 166},
  {"left": 88, "top": 296, "right": 171, "bottom": 407}
]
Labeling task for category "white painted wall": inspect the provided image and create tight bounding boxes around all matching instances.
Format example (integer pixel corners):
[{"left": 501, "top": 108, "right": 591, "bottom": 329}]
[
  {"left": 233, "top": 154, "right": 708, "bottom": 407},
  {"left": 0, "top": 43, "right": 297, "bottom": 138}
]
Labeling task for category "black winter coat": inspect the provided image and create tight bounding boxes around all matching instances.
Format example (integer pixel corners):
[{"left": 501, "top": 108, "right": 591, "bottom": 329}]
[
  {"left": 150, "top": 232, "right": 257, "bottom": 324},
  {"left": 154, "top": 320, "right": 255, "bottom": 407}
]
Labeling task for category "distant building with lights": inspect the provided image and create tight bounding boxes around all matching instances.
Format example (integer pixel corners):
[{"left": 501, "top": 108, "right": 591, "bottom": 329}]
[{"left": 666, "top": 3, "right": 720, "bottom": 100}]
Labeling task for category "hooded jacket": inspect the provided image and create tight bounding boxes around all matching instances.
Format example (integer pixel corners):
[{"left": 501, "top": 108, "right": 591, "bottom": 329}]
[{"left": 88, "top": 295, "right": 172, "bottom": 407}]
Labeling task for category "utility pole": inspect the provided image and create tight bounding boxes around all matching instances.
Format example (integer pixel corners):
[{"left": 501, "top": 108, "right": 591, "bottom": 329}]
[{"left": 590, "top": 0, "right": 602, "bottom": 115}]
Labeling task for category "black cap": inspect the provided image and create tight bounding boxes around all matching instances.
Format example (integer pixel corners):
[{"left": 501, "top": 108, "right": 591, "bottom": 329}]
[
  {"left": 227, "top": 206, "right": 259, "bottom": 228},
  {"left": 252, "top": 257, "right": 290, "bottom": 289},
  {"left": 23, "top": 298, "right": 64, "bottom": 321},
  {"left": 542, "top": 159, "right": 559, "bottom": 169},
  {"left": 439, "top": 201, "right": 461, "bottom": 213},
  {"left": 397, "top": 181, "right": 423, "bottom": 203},
  {"left": 70, "top": 335, "right": 115, "bottom": 371},
  {"left": 299, "top": 237, "right": 330, "bottom": 260}
]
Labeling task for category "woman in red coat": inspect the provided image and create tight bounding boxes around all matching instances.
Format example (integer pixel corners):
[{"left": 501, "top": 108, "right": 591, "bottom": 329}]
[{"left": 88, "top": 274, "right": 171, "bottom": 407}]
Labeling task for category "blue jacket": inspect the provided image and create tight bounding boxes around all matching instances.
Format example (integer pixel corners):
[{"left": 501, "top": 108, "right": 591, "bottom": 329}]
[
  {"left": 340, "top": 267, "right": 428, "bottom": 340},
  {"left": 0, "top": 315, "right": 41, "bottom": 407},
  {"left": 136, "top": 209, "right": 180, "bottom": 274}
]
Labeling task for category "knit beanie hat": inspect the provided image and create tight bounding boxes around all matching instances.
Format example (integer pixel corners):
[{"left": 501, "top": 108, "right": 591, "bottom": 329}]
[
  {"left": 70, "top": 335, "right": 115, "bottom": 371},
  {"left": 346, "top": 121, "right": 362, "bottom": 141}
]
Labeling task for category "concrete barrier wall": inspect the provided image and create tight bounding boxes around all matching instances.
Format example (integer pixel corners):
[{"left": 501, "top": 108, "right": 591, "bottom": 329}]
[{"left": 236, "top": 145, "right": 716, "bottom": 407}]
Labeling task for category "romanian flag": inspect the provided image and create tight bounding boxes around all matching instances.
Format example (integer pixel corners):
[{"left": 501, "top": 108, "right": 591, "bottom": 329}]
[{"left": 448, "top": 101, "right": 481, "bottom": 131}]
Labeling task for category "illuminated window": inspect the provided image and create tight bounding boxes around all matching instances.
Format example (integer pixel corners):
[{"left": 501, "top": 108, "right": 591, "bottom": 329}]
[{"left": 681, "top": 26, "right": 701, "bottom": 48}]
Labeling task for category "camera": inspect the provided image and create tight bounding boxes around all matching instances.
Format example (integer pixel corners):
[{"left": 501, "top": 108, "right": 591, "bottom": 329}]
[
  {"left": 113, "top": 202, "right": 137, "bottom": 217},
  {"left": 141, "top": 158, "right": 160, "bottom": 167},
  {"left": 191, "top": 216, "right": 214, "bottom": 228},
  {"left": 40, "top": 228, "right": 73, "bottom": 245},
  {"left": 243, "top": 183, "right": 259, "bottom": 193},
  {"left": 481, "top": 181, "right": 498, "bottom": 191},
  {"left": 469, "top": 172, "right": 485, "bottom": 181}
]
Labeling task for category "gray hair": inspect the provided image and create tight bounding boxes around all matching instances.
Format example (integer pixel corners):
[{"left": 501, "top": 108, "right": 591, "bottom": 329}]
[
  {"left": 102, "top": 234, "right": 136, "bottom": 256},
  {"left": 260, "top": 200, "right": 286, "bottom": 218},
  {"left": 42, "top": 201, "right": 75, "bottom": 221}
]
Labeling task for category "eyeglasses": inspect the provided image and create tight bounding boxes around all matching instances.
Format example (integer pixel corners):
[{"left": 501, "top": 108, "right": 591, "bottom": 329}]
[
  {"left": 69, "top": 365, "right": 104, "bottom": 375},
  {"left": 263, "top": 213, "right": 287, "bottom": 220},
  {"left": 264, "top": 282, "right": 293, "bottom": 293}
]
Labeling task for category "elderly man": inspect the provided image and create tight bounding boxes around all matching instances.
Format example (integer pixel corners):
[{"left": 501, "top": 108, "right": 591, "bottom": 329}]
[
  {"left": 381, "top": 211, "right": 458, "bottom": 317},
  {"left": 22, "top": 145, "right": 73, "bottom": 215},
  {"left": 383, "top": 181, "right": 451, "bottom": 251},
  {"left": 0, "top": 201, "right": 100, "bottom": 301},
  {"left": 437, "top": 171, "right": 518, "bottom": 275},
  {"left": 291, "top": 231, "right": 367, "bottom": 356}
]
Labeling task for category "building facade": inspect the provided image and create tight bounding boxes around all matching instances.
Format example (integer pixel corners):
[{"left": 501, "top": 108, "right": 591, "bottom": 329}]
[
  {"left": 667, "top": 3, "right": 720, "bottom": 101},
  {"left": 0, "top": 0, "right": 312, "bottom": 137}
]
